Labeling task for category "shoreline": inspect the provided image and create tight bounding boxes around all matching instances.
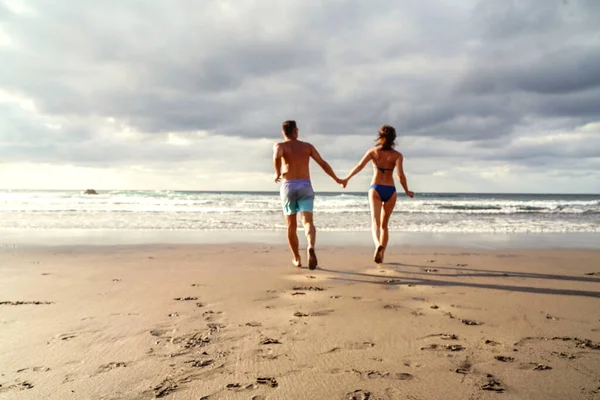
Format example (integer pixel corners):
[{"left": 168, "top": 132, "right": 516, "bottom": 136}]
[{"left": 1, "top": 228, "right": 599, "bottom": 250}]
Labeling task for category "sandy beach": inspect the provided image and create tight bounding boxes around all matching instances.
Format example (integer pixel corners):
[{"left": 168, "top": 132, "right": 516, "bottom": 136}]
[{"left": 1, "top": 243, "right": 600, "bottom": 399}]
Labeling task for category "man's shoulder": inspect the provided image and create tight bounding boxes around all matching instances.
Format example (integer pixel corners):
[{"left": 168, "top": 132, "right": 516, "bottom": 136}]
[{"left": 293, "top": 140, "right": 314, "bottom": 152}]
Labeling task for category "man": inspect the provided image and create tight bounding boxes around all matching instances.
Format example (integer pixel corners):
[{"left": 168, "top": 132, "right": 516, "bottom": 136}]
[{"left": 273, "top": 120, "right": 342, "bottom": 270}]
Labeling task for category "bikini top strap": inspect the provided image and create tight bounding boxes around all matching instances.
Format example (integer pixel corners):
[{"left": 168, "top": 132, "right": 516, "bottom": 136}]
[{"left": 373, "top": 153, "right": 393, "bottom": 172}]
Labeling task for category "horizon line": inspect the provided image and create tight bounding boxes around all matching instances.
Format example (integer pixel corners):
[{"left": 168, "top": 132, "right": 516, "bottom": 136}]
[{"left": 1, "top": 188, "right": 599, "bottom": 196}]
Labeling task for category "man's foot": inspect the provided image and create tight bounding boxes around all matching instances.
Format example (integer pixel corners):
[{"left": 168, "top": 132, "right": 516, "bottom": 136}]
[
  {"left": 292, "top": 258, "right": 302, "bottom": 268},
  {"left": 308, "top": 248, "right": 318, "bottom": 270},
  {"left": 374, "top": 245, "right": 384, "bottom": 264}
]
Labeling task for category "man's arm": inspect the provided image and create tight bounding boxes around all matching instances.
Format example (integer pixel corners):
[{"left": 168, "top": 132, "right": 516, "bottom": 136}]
[
  {"left": 396, "top": 153, "right": 414, "bottom": 198},
  {"left": 343, "top": 150, "right": 372, "bottom": 183},
  {"left": 309, "top": 144, "right": 341, "bottom": 183},
  {"left": 273, "top": 143, "right": 283, "bottom": 183}
]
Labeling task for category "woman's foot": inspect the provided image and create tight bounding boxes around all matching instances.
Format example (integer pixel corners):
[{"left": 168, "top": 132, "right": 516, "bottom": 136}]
[
  {"left": 292, "top": 257, "right": 302, "bottom": 267},
  {"left": 374, "top": 245, "right": 385, "bottom": 264}
]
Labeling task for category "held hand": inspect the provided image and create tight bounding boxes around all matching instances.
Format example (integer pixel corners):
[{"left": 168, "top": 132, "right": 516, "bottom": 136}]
[
  {"left": 274, "top": 174, "right": 281, "bottom": 183},
  {"left": 340, "top": 178, "right": 349, "bottom": 189},
  {"left": 405, "top": 190, "right": 414, "bottom": 198}
]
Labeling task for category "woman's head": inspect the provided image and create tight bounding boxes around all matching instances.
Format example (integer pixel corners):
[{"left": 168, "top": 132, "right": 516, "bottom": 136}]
[{"left": 377, "top": 125, "right": 396, "bottom": 150}]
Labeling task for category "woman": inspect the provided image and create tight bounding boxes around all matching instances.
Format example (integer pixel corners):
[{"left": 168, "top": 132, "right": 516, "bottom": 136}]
[{"left": 341, "top": 125, "right": 414, "bottom": 263}]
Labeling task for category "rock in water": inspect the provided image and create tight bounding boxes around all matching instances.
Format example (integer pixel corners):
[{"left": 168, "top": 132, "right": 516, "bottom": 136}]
[{"left": 84, "top": 189, "right": 98, "bottom": 195}]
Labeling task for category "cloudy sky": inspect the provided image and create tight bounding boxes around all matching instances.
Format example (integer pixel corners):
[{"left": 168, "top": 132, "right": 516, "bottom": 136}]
[{"left": 1, "top": 0, "right": 599, "bottom": 193}]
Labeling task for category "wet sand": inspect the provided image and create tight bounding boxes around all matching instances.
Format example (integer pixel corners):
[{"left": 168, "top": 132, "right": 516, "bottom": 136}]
[{"left": 1, "top": 244, "right": 599, "bottom": 399}]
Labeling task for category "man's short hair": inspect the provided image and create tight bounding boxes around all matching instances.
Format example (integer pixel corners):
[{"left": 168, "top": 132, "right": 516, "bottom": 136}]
[{"left": 282, "top": 120, "right": 297, "bottom": 138}]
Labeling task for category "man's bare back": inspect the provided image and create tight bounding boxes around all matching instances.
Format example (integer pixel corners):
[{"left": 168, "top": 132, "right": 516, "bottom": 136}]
[{"left": 275, "top": 140, "right": 312, "bottom": 181}]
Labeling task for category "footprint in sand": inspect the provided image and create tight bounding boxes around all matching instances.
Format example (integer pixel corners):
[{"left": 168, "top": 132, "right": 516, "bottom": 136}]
[
  {"left": 0, "top": 381, "right": 34, "bottom": 392},
  {"left": 260, "top": 338, "right": 281, "bottom": 345},
  {"left": 552, "top": 351, "right": 577, "bottom": 360},
  {"left": 480, "top": 375, "right": 505, "bottom": 392},
  {"left": 420, "top": 344, "right": 465, "bottom": 352},
  {"left": 344, "top": 389, "right": 372, "bottom": 400},
  {"left": 354, "top": 370, "right": 414, "bottom": 381},
  {"left": 325, "top": 347, "right": 342, "bottom": 353},
  {"left": 419, "top": 333, "right": 459, "bottom": 341},
  {"left": 310, "top": 309, "right": 335, "bottom": 317},
  {"left": 225, "top": 383, "right": 256, "bottom": 392},
  {"left": 16, "top": 366, "right": 51, "bottom": 373},
  {"left": 153, "top": 378, "right": 178, "bottom": 398},
  {"left": 173, "top": 297, "right": 198, "bottom": 301},
  {"left": 348, "top": 341, "right": 376, "bottom": 350},
  {"left": 294, "top": 311, "right": 309, "bottom": 317},
  {"left": 150, "top": 329, "right": 168, "bottom": 337},
  {"left": 533, "top": 364, "right": 552, "bottom": 371},
  {"left": 292, "top": 286, "right": 325, "bottom": 291},
  {"left": 185, "top": 359, "right": 214, "bottom": 368},
  {"left": 97, "top": 362, "right": 127, "bottom": 373},
  {"left": 0, "top": 301, "right": 54, "bottom": 306},
  {"left": 256, "top": 377, "right": 278, "bottom": 387},
  {"left": 495, "top": 356, "right": 515, "bottom": 362}
]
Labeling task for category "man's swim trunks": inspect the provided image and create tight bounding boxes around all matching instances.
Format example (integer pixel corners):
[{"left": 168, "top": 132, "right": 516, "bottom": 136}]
[{"left": 280, "top": 179, "right": 314, "bottom": 215}]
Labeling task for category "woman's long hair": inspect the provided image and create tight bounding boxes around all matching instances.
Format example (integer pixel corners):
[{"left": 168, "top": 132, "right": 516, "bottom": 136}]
[{"left": 377, "top": 125, "right": 396, "bottom": 150}]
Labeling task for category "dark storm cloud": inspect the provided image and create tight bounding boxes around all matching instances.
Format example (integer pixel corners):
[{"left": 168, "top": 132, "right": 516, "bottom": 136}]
[
  {"left": 460, "top": 48, "right": 600, "bottom": 96},
  {"left": 0, "top": 0, "right": 599, "bottom": 171}
]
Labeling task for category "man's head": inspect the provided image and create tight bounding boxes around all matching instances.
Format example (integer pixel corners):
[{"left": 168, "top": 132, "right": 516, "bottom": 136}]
[{"left": 282, "top": 120, "right": 298, "bottom": 139}]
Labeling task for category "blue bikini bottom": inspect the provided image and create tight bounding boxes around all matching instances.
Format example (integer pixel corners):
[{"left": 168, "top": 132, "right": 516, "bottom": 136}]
[{"left": 369, "top": 184, "right": 396, "bottom": 202}]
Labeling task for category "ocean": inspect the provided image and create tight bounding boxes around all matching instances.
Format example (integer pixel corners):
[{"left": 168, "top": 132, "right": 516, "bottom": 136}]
[{"left": 1, "top": 190, "right": 599, "bottom": 234}]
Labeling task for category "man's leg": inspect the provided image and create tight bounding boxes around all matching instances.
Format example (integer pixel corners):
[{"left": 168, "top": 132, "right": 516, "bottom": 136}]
[
  {"left": 286, "top": 214, "right": 301, "bottom": 267},
  {"left": 297, "top": 182, "right": 317, "bottom": 269},
  {"left": 300, "top": 212, "right": 317, "bottom": 269}
]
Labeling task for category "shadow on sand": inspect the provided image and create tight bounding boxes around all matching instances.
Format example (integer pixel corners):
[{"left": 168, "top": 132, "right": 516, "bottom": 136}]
[{"left": 318, "top": 261, "right": 600, "bottom": 299}]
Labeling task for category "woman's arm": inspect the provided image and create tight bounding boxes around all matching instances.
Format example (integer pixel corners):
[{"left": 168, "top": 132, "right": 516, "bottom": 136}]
[
  {"left": 343, "top": 150, "right": 373, "bottom": 184},
  {"left": 396, "top": 153, "right": 414, "bottom": 197}
]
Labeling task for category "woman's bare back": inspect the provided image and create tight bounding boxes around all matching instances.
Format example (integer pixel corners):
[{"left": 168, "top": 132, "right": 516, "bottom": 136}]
[{"left": 370, "top": 147, "right": 401, "bottom": 186}]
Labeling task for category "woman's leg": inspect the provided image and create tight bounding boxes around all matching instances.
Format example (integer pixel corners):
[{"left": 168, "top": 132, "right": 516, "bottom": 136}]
[
  {"left": 379, "top": 192, "right": 397, "bottom": 261},
  {"left": 368, "top": 189, "right": 382, "bottom": 248},
  {"left": 369, "top": 189, "right": 382, "bottom": 263}
]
